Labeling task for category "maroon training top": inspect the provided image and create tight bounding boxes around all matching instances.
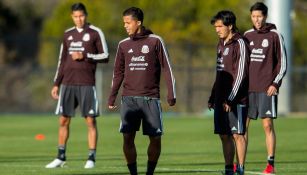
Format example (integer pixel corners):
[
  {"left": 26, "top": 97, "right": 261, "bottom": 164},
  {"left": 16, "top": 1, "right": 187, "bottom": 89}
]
[
  {"left": 244, "top": 23, "right": 287, "bottom": 92},
  {"left": 54, "top": 23, "right": 109, "bottom": 86},
  {"left": 108, "top": 27, "right": 176, "bottom": 106},
  {"left": 209, "top": 33, "right": 249, "bottom": 105}
]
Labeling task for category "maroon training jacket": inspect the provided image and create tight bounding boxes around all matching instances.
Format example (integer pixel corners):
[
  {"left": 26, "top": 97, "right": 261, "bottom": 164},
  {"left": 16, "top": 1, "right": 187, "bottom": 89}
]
[
  {"left": 54, "top": 24, "right": 109, "bottom": 86},
  {"left": 108, "top": 27, "right": 176, "bottom": 106},
  {"left": 209, "top": 33, "right": 249, "bottom": 106},
  {"left": 244, "top": 23, "right": 287, "bottom": 92}
]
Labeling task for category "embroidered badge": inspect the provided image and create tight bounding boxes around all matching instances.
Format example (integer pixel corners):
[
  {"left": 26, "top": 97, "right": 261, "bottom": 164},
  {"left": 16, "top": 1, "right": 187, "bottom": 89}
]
[
  {"left": 83, "top": 33, "right": 90, "bottom": 41},
  {"left": 141, "top": 45, "right": 149, "bottom": 54}
]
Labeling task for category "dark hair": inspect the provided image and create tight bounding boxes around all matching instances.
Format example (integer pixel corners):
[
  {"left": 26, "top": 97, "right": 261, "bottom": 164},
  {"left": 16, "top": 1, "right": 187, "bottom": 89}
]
[
  {"left": 250, "top": 2, "right": 268, "bottom": 16},
  {"left": 71, "top": 2, "right": 88, "bottom": 16},
  {"left": 123, "top": 7, "right": 144, "bottom": 24},
  {"left": 210, "top": 10, "right": 238, "bottom": 32}
]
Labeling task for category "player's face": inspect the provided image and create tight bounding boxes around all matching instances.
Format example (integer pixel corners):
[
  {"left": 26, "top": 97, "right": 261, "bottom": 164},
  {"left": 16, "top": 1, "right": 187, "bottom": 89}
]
[
  {"left": 71, "top": 10, "right": 87, "bottom": 28},
  {"left": 123, "top": 15, "right": 141, "bottom": 35},
  {"left": 213, "top": 20, "right": 232, "bottom": 40},
  {"left": 251, "top": 10, "right": 267, "bottom": 30}
]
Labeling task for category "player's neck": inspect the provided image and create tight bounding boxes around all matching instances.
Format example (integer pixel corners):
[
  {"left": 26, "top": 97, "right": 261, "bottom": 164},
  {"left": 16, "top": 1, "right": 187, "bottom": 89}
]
[
  {"left": 224, "top": 32, "right": 233, "bottom": 45},
  {"left": 76, "top": 27, "right": 84, "bottom": 33}
]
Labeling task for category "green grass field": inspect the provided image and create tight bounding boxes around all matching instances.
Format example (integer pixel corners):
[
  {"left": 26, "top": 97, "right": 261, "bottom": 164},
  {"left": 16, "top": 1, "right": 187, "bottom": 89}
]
[{"left": 0, "top": 114, "right": 306, "bottom": 175}]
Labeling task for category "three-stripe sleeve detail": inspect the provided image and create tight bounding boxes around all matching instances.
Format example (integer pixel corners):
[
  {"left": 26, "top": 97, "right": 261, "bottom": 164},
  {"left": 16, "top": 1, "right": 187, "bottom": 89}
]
[
  {"left": 228, "top": 39, "right": 246, "bottom": 101},
  {"left": 271, "top": 29, "right": 287, "bottom": 85},
  {"left": 54, "top": 43, "right": 63, "bottom": 83},
  {"left": 150, "top": 34, "right": 176, "bottom": 99},
  {"left": 87, "top": 25, "right": 109, "bottom": 60}
]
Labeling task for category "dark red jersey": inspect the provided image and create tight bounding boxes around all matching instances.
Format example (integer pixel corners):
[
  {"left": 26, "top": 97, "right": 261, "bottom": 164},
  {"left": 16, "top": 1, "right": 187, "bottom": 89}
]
[
  {"left": 209, "top": 33, "right": 249, "bottom": 105},
  {"left": 244, "top": 23, "right": 287, "bottom": 92},
  {"left": 108, "top": 27, "right": 176, "bottom": 106},
  {"left": 54, "top": 24, "right": 109, "bottom": 86}
]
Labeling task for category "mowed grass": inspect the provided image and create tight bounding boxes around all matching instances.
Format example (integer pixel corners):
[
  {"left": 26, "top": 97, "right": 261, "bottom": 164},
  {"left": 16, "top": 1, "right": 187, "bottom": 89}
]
[{"left": 0, "top": 114, "right": 306, "bottom": 175}]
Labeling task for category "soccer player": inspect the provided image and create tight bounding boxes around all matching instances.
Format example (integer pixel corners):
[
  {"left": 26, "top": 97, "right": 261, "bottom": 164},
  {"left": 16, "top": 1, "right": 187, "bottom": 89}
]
[
  {"left": 45, "top": 3, "right": 109, "bottom": 169},
  {"left": 244, "top": 2, "right": 287, "bottom": 174},
  {"left": 208, "top": 10, "right": 249, "bottom": 175},
  {"left": 108, "top": 7, "right": 176, "bottom": 175}
]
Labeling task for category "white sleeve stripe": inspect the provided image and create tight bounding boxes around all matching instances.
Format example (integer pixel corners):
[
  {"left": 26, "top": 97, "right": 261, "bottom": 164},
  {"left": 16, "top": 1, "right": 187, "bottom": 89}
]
[
  {"left": 89, "top": 25, "right": 109, "bottom": 60},
  {"left": 229, "top": 39, "right": 245, "bottom": 100},
  {"left": 228, "top": 39, "right": 246, "bottom": 101},
  {"left": 150, "top": 34, "right": 176, "bottom": 98},
  {"left": 54, "top": 43, "right": 63, "bottom": 82},
  {"left": 228, "top": 39, "right": 244, "bottom": 100},
  {"left": 271, "top": 30, "right": 287, "bottom": 84},
  {"left": 110, "top": 44, "right": 121, "bottom": 88}
]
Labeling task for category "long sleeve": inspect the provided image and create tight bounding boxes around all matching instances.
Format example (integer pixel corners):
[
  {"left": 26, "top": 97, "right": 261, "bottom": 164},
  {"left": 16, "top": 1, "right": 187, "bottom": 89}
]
[
  {"left": 272, "top": 31, "right": 287, "bottom": 89},
  {"left": 156, "top": 38, "right": 176, "bottom": 106},
  {"left": 227, "top": 39, "right": 249, "bottom": 103},
  {"left": 108, "top": 45, "right": 125, "bottom": 106},
  {"left": 53, "top": 40, "right": 67, "bottom": 86},
  {"left": 208, "top": 82, "right": 216, "bottom": 104},
  {"left": 86, "top": 26, "right": 109, "bottom": 63}
]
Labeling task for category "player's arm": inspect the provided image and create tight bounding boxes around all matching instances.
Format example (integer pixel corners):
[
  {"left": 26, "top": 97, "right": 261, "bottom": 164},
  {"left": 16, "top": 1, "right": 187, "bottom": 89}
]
[
  {"left": 208, "top": 82, "right": 216, "bottom": 111},
  {"left": 157, "top": 37, "right": 176, "bottom": 106},
  {"left": 269, "top": 32, "right": 287, "bottom": 93},
  {"left": 108, "top": 44, "right": 125, "bottom": 109},
  {"left": 227, "top": 39, "right": 248, "bottom": 106},
  {"left": 52, "top": 39, "right": 67, "bottom": 99},
  {"left": 87, "top": 29, "right": 109, "bottom": 63}
]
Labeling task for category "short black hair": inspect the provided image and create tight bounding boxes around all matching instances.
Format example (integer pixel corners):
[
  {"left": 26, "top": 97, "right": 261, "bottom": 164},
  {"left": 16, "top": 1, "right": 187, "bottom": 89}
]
[
  {"left": 71, "top": 2, "right": 88, "bottom": 16},
  {"left": 123, "top": 7, "right": 144, "bottom": 24},
  {"left": 250, "top": 2, "right": 268, "bottom": 16},
  {"left": 210, "top": 10, "right": 238, "bottom": 32}
]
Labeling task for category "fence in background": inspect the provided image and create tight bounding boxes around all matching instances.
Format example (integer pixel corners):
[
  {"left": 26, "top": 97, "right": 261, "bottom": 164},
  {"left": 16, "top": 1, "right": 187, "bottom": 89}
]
[{"left": 0, "top": 65, "right": 306, "bottom": 114}]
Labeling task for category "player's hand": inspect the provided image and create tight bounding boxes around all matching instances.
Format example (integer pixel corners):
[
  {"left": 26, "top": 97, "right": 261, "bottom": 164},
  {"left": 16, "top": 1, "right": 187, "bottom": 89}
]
[
  {"left": 51, "top": 86, "right": 59, "bottom": 100},
  {"left": 108, "top": 105, "right": 117, "bottom": 110},
  {"left": 168, "top": 98, "right": 176, "bottom": 106},
  {"left": 71, "top": 52, "right": 83, "bottom": 61},
  {"left": 267, "top": 85, "right": 277, "bottom": 96},
  {"left": 208, "top": 103, "right": 214, "bottom": 111},
  {"left": 223, "top": 103, "right": 231, "bottom": 112}
]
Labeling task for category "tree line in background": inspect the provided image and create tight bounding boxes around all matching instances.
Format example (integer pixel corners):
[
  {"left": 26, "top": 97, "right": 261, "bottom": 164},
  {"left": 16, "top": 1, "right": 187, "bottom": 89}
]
[
  {"left": 1, "top": 0, "right": 307, "bottom": 67},
  {"left": 0, "top": 0, "right": 307, "bottom": 113}
]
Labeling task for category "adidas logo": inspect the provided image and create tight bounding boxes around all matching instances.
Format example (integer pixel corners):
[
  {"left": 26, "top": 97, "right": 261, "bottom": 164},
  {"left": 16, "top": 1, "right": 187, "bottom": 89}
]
[
  {"left": 250, "top": 41, "right": 254, "bottom": 46},
  {"left": 128, "top": 49, "right": 133, "bottom": 53},
  {"left": 89, "top": 109, "right": 95, "bottom": 114},
  {"left": 266, "top": 110, "right": 272, "bottom": 115},
  {"left": 156, "top": 128, "right": 162, "bottom": 133},
  {"left": 231, "top": 126, "right": 237, "bottom": 131}
]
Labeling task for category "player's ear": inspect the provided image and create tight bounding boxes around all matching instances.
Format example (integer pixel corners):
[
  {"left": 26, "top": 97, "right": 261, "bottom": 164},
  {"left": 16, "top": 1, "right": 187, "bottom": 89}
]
[
  {"left": 229, "top": 24, "right": 233, "bottom": 31},
  {"left": 137, "top": 21, "right": 141, "bottom": 26}
]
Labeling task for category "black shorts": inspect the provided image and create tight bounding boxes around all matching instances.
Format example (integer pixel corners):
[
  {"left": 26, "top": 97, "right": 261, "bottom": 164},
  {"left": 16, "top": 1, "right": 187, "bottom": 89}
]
[
  {"left": 55, "top": 85, "right": 99, "bottom": 117},
  {"left": 248, "top": 92, "right": 277, "bottom": 119},
  {"left": 120, "top": 96, "right": 163, "bottom": 136},
  {"left": 214, "top": 104, "right": 247, "bottom": 135}
]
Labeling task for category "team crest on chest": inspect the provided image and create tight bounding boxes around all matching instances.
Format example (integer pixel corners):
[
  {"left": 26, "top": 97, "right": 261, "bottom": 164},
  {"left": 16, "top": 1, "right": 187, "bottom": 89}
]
[
  {"left": 262, "top": 39, "right": 269, "bottom": 47},
  {"left": 141, "top": 45, "right": 149, "bottom": 54},
  {"left": 223, "top": 48, "right": 229, "bottom": 56},
  {"left": 83, "top": 33, "right": 90, "bottom": 41}
]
